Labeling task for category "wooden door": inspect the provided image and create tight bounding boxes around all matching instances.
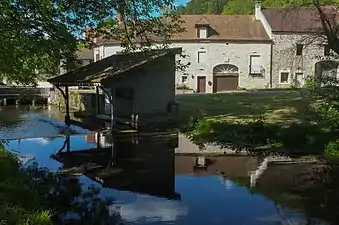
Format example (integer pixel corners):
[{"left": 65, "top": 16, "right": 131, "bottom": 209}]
[
  {"left": 294, "top": 73, "right": 304, "bottom": 88},
  {"left": 214, "top": 75, "right": 239, "bottom": 92},
  {"left": 197, "top": 76, "right": 206, "bottom": 93}
]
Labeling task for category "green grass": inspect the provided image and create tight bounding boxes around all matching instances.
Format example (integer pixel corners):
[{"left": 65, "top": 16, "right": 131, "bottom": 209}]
[
  {"left": 176, "top": 91, "right": 312, "bottom": 125},
  {"left": 176, "top": 91, "right": 338, "bottom": 155}
]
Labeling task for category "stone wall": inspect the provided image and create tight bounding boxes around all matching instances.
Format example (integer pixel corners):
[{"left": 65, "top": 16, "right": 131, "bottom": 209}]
[
  {"left": 271, "top": 34, "right": 318, "bottom": 88},
  {"left": 49, "top": 88, "right": 105, "bottom": 112},
  {"left": 271, "top": 33, "right": 338, "bottom": 88}
]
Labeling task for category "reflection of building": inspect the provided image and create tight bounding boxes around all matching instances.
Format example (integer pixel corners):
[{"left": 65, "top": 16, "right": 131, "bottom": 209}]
[
  {"left": 85, "top": 132, "right": 112, "bottom": 148},
  {"left": 53, "top": 132, "right": 180, "bottom": 200},
  {"left": 175, "top": 155, "right": 260, "bottom": 179}
]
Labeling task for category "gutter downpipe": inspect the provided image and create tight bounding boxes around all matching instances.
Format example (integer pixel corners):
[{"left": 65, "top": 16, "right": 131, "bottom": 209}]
[{"left": 269, "top": 42, "right": 273, "bottom": 88}]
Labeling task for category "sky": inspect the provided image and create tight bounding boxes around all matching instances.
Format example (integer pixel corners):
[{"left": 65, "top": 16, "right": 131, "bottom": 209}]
[{"left": 175, "top": 0, "right": 189, "bottom": 6}]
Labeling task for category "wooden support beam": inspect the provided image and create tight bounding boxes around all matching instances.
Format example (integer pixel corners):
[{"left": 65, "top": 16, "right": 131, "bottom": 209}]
[
  {"left": 66, "top": 135, "right": 70, "bottom": 152},
  {"left": 96, "top": 86, "right": 100, "bottom": 115},
  {"left": 110, "top": 87, "right": 115, "bottom": 129},
  {"left": 65, "top": 86, "right": 70, "bottom": 126},
  {"left": 96, "top": 132, "right": 100, "bottom": 149}
]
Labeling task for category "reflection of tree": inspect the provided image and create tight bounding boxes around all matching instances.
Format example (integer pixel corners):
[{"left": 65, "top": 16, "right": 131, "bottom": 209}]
[
  {"left": 231, "top": 163, "right": 339, "bottom": 224},
  {"left": 294, "top": 165, "right": 339, "bottom": 224},
  {"left": 25, "top": 164, "right": 123, "bottom": 225},
  {"left": 0, "top": 106, "right": 24, "bottom": 128}
]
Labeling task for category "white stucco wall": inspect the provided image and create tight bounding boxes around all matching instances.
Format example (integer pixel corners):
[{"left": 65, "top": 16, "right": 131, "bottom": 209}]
[
  {"left": 94, "top": 41, "right": 272, "bottom": 92},
  {"left": 171, "top": 42, "right": 272, "bottom": 92}
]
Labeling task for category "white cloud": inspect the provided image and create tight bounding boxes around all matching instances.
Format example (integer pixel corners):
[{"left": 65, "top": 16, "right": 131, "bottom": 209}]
[
  {"left": 109, "top": 196, "right": 187, "bottom": 223},
  {"left": 24, "top": 137, "right": 50, "bottom": 145}
]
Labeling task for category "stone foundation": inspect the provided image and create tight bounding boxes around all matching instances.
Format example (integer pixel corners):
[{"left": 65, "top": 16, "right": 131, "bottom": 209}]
[{"left": 49, "top": 88, "right": 105, "bottom": 112}]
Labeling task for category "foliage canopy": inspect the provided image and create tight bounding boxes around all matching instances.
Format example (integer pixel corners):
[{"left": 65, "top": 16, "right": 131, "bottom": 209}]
[{"left": 0, "top": 0, "right": 182, "bottom": 85}]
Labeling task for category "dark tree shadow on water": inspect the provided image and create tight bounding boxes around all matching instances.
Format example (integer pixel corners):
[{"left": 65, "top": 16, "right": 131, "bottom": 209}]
[
  {"left": 23, "top": 163, "right": 124, "bottom": 225},
  {"left": 242, "top": 164, "right": 339, "bottom": 225}
]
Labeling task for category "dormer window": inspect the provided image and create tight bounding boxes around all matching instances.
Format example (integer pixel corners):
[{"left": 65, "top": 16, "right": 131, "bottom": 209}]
[
  {"left": 195, "top": 17, "right": 210, "bottom": 39},
  {"left": 197, "top": 27, "right": 207, "bottom": 39}
]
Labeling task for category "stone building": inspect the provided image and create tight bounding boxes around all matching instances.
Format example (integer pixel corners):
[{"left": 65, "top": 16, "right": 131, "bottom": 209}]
[
  {"left": 255, "top": 2, "right": 339, "bottom": 87},
  {"left": 48, "top": 48, "right": 181, "bottom": 128},
  {"left": 59, "top": 48, "right": 94, "bottom": 75},
  {"left": 93, "top": 15, "right": 272, "bottom": 93}
]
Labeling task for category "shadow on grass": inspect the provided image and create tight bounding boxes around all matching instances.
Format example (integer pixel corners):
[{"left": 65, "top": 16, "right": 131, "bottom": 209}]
[
  {"left": 181, "top": 116, "right": 338, "bottom": 156},
  {"left": 176, "top": 92, "right": 304, "bottom": 123}
]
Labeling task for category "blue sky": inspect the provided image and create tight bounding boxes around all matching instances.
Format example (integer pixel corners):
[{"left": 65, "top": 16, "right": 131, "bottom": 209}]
[{"left": 176, "top": 0, "right": 189, "bottom": 6}]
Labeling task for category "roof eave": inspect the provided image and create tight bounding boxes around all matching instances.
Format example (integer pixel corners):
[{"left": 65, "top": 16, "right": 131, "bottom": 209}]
[{"left": 50, "top": 82, "right": 102, "bottom": 87}]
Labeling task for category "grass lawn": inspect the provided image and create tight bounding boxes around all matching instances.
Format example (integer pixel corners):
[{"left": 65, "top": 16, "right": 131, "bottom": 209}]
[
  {"left": 175, "top": 91, "right": 337, "bottom": 155},
  {"left": 176, "top": 91, "right": 311, "bottom": 125}
]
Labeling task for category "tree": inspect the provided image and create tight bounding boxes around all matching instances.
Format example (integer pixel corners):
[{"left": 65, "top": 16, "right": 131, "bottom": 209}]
[
  {"left": 313, "top": 0, "right": 339, "bottom": 54},
  {"left": 0, "top": 0, "right": 182, "bottom": 85},
  {"left": 176, "top": 0, "right": 230, "bottom": 14},
  {"left": 222, "top": 0, "right": 254, "bottom": 15}
]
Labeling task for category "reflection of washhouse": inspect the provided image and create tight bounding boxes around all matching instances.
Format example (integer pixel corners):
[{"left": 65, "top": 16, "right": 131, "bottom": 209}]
[{"left": 52, "top": 132, "right": 181, "bottom": 200}]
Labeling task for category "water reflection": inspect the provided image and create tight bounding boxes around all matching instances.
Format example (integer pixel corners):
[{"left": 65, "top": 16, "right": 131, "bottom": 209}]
[
  {"left": 0, "top": 106, "right": 90, "bottom": 139},
  {"left": 3, "top": 132, "right": 336, "bottom": 225},
  {"left": 52, "top": 132, "right": 180, "bottom": 200}
]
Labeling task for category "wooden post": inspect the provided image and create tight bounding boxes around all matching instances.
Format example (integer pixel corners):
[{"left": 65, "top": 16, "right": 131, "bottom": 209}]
[
  {"left": 65, "top": 86, "right": 70, "bottom": 126},
  {"left": 96, "top": 86, "right": 100, "bottom": 115},
  {"left": 110, "top": 87, "right": 115, "bottom": 129},
  {"left": 66, "top": 135, "right": 70, "bottom": 152},
  {"left": 111, "top": 143, "right": 116, "bottom": 167},
  {"left": 96, "top": 132, "right": 101, "bottom": 149}
]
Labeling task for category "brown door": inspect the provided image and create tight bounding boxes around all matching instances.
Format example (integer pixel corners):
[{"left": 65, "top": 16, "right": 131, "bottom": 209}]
[
  {"left": 214, "top": 75, "right": 238, "bottom": 92},
  {"left": 197, "top": 76, "right": 206, "bottom": 93}
]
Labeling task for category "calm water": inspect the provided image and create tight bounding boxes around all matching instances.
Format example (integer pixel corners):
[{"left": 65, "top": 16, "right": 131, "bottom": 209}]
[{"left": 0, "top": 106, "right": 337, "bottom": 225}]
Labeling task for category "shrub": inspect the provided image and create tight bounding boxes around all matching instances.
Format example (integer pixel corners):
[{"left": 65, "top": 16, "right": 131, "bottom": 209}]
[
  {"left": 325, "top": 139, "right": 339, "bottom": 159},
  {"left": 0, "top": 145, "right": 53, "bottom": 225},
  {"left": 176, "top": 84, "right": 192, "bottom": 90}
]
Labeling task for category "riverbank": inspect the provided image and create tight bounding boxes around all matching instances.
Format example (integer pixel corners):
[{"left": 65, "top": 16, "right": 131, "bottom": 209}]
[{"left": 0, "top": 144, "right": 52, "bottom": 225}]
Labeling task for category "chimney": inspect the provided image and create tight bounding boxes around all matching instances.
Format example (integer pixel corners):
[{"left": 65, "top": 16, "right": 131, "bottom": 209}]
[{"left": 255, "top": 0, "right": 261, "bottom": 20}]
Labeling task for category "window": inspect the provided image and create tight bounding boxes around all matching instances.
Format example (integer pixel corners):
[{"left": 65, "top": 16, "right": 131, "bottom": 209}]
[
  {"left": 197, "top": 27, "right": 207, "bottom": 39},
  {"left": 280, "top": 72, "right": 289, "bottom": 83},
  {"left": 296, "top": 44, "right": 303, "bottom": 56},
  {"left": 197, "top": 51, "right": 207, "bottom": 63},
  {"left": 95, "top": 53, "right": 100, "bottom": 61},
  {"left": 249, "top": 55, "right": 262, "bottom": 74},
  {"left": 324, "top": 45, "right": 331, "bottom": 56},
  {"left": 181, "top": 75, "right": 188, "bottom": 83}
]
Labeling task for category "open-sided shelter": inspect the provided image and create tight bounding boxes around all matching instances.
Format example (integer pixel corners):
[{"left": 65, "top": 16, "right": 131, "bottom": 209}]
[{"left": 48, "top": 48, "right": 182, "bottom": 129}]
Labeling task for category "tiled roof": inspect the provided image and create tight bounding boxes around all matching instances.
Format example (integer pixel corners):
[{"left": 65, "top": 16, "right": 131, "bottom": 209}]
[
  {"left": 48, "top": 48, "right": 181, "bottom": 86},
  {"left": 195, "top": 17, "right": 210, "bottom": 26},
  {"left": 94, "top": 15, "right": 271, "bottom": 45},
  {"left": 172, "top": 15, "right": 270, "bottom": 41},
  {"left": 262, "top": 6, "right": 339, "bottom": 33}
]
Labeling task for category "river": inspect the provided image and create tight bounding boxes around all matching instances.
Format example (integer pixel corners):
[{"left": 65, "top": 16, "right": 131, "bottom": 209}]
[{"left": 0, "top": 106, "right": 337, "bottom": 225}]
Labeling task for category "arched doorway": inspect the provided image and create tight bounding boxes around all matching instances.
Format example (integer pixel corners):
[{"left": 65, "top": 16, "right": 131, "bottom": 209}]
[
  {"left": 213, "top": 64, "right": 239, "bottom": 92},
  {"left": 315, "top": 60, "right": 339, "bottom": 86}
]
